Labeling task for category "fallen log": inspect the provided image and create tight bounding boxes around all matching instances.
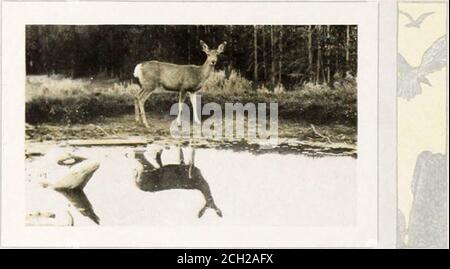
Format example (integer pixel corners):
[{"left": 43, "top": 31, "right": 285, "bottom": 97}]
[
  {"left": 65, "top": 137, "right": 148, "bottom": 147},
  {"left": 40, "top": 161, "right": 100, "bottom": 191}
]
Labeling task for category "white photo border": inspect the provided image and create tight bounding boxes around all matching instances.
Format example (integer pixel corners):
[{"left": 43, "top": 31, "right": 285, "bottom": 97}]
[{"left": 1, "top": 0, "right": 379, "bottom": 247}]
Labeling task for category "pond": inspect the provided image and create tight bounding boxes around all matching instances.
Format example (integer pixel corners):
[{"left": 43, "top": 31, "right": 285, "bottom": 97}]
[{"left": 25, "top": 143, "right": 356, "bottom": 227}]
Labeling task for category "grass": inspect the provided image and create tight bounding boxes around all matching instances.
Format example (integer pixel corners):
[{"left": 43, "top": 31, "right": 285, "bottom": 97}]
[{"left": 25, "top": 73, "right": 357, "bottom": 126}]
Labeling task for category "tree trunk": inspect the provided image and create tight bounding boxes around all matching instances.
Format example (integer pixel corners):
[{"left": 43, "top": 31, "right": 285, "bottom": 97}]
[
  {"left": 316, "top": 26, "right": 322, "bottom": 85},
  {"left": 253, "top": 25, "right": 258, "bottom": 83},
  {"left": 335, "top": 46, "right": 339, "bottom": 77},
  {"left": 262, "top": 26, "right": 267, "bottom": 82},
  {"left": 187, "top": 26, "right": 191, "bottom": 64},
  {"left": 326, "top": 25, "right": 331, "bottom": 84},
  {"left": 270, "top": 25, "right": 276, "bottom": 87},
  {"left": 211, "top": 26, "right": 216, "bottom": 46},
  {"left": 38, "top": 26, "right": 47, "bottom": 75},
  {"left": 307, "top": 25, "right": 313, "bottom": 82},
  {"left": 345, "top": 25, "right": 350, "bottom": 65},
  {"left": 278, "top": 26, "right": 283, "bottom": 85},
  {"left": 196, "top": 25, "right": 199, "bottom": 42},
  {"left": 227, "top": 25, "right": 234, "bottom": 78}
]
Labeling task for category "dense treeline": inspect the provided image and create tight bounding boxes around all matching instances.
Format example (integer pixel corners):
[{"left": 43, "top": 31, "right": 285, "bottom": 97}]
[{"left": 26, "top": 25, "right": 357, "bottom": 89}]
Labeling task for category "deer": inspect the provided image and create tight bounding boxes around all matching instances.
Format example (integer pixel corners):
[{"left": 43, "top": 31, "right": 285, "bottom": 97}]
[
  {"left": 133, "top": 40, "right": 227, "bottom": 128},
  {"left": 133, "top": 147, "right": 222, "bottom": 218}
]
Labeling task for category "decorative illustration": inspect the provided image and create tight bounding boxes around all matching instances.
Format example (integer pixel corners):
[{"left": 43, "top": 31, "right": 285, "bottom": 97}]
[
  {"left": 397, "top": 3, "right": 448, "bottom": 249},
  {"left": 397, "top": 152, "right": 448, "bottom": 248},
  {"left": 399, "top": 10, "right": 434, "bottom": 28},
  {"left": 397, "top": 36, "right": 446, "bottom": 100},
  {"left": 397, "top": 209, "right": 407, "bottom": 248}
]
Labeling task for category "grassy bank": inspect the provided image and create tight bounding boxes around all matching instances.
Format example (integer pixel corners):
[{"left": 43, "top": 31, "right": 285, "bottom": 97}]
[{"left": 25, "top": 73, "right": 357, "bottom": 126}]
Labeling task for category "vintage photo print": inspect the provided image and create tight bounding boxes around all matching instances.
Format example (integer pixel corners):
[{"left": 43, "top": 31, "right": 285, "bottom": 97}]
[
  {"left": 2, "top": 1, "right": 379, "bottom": 247},
  {"left": 25, "top": 24, "right": 357, "bottom": 227}
]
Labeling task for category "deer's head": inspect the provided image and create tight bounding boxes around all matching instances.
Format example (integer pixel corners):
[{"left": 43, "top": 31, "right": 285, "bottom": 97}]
[{"left": 200, "top": 40, "right": 227, "bottom": 66}]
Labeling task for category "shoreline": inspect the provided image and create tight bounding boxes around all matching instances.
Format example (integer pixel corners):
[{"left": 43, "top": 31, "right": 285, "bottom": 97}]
[{"left": 25, "top": 114, "right": 357, "bottom": 158}]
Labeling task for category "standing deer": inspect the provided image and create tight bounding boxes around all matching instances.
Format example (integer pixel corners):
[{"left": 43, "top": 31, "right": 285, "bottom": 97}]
[{"left": 133, "top": 40, "right": 227, "bottom": 128}]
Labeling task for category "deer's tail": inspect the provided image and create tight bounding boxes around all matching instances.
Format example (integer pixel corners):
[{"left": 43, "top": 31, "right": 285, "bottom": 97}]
[{"left": 133, "top": 63, "right": 143, "bottom": 88}]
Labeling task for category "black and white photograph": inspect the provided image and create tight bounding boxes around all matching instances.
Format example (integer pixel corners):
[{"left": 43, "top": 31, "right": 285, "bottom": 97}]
[
  {"left": 24, "top": 24, "right": 358, "bottom": 227},
  {"left": 1, "top": 1, "right": 382, "bottom": 248},
  {"left": 4, "top": 0, "right": 447, "bottom": 253}
]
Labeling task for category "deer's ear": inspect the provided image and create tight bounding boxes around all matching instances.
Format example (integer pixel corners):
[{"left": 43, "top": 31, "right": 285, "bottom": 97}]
[
  {"left": 217, "top": 41, "right": 227, "bottom": 54},
  {"left": 200, "top": 40, "right": 209, "bottom": 52}
]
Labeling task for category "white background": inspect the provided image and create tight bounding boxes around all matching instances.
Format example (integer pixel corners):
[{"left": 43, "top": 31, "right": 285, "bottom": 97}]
[{"left": 1, "top": 1, "right": 379, "bottom": 247}]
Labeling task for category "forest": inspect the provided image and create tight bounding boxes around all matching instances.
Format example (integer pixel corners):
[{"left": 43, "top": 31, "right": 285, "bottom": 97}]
[
  {"left": 26, "top": 25, "right": 357, "bottom": 88},
  {"left": 25, "top": 25, "right": 357, "bottom": 146}
]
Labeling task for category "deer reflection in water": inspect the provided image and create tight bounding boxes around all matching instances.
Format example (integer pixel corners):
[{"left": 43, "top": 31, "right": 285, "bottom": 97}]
[{"left": 133, "top": 147, "right": 223, "bottom": 218}]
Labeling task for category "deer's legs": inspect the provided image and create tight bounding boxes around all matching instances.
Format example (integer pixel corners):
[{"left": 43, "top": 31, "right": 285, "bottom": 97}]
[
  {"left": 138, "top": 100, "right": 149, "bottom": 128},
  {"left": 177, "top": 91, "right": 187, "bottom": 126},
  {"left": 190, "top": 148, "right": 195, "bottom": 166},
  {"left": 188, "top": 148, "right": 195, "bottom": 179},
  {"left": 189, "top": 92, "right": 201, "bottom": 124},
  {"left": 155, "top": 149, "right": 163, "bottom": 168},
  {"left": 134, "top": 98, "right": 141, "bottom": 123},
  {"left": 137, "top": 89, "right": 154, "bottom": 128},
  {"left": 134, "top": 88, "right": 144, "bottom": 123},
  {"left": 175, "top": 147, "right": 185, "bottom": 165}
]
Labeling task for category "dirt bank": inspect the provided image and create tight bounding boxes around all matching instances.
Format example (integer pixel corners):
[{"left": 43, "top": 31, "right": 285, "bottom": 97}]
[{"left": 26, "top": 114, "right": 357, "bottom": 157}]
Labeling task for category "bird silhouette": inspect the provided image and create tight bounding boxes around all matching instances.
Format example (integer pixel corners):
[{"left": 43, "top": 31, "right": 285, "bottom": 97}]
[
  {"left": 399, "top": 10, "right": 434, "bottom": 28},
  {"left": 398, "top": 36, "right": 447, "bottom": 100}
]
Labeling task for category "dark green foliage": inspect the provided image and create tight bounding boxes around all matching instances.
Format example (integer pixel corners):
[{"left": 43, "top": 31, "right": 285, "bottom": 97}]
[
  {"left": 26, "top": 93, "right": 135, "bottom": 124},
  {"left": 26, "top": 25, "right": 357, "bottom": 87},
  {"left": 26, "top": 88, "right": 356, "bottom": 125}
]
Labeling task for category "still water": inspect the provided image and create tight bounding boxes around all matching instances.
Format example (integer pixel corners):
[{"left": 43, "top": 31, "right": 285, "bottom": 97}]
[{"left": 26, "top": 144, "right": 356, "bottom": 227}]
